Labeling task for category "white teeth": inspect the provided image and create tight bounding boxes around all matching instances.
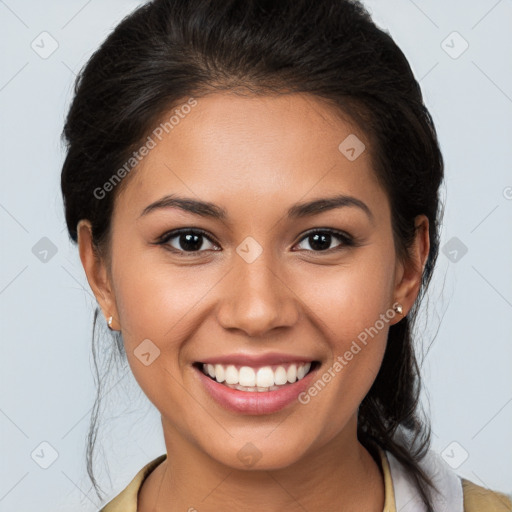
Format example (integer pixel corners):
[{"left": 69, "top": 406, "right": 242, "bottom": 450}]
[
  {"left": 214, "top": 364, "right": 225, "bottom": 383},
  {"left": 225, "top": 365, "right": 238, "bottom": 384},
  {"left": 201, "top": 361, "right": 313, "bottom": 391},
  {"left": 224, "top": 383, "right": 282, "bottom": 392},
  {"left": 256, "top": 366, "right": 274, "bottom": 387},
  {"left": 274, "top": 366, "right": 288, "bottom": 385},
  {"left": 239, "top": 366, "right": 256, "bottom": 387}
]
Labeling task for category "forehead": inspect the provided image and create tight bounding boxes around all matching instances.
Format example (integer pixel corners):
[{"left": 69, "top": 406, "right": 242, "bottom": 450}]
[{"left": 115, "top": 92, "right": 387, "bottom": 221}]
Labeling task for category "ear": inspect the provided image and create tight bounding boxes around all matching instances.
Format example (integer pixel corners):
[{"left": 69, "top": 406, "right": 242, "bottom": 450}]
[
  {"left": 392, "top": 214, "right": 430, "bottom": 320},
  {"left": 77, "top": 219, "right": 120, "bottom": 330}
]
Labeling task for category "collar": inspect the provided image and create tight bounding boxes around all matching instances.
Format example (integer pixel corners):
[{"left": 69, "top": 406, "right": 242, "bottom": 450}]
[{"left": 378, "top": 444, "right": 463, "bottom": 512}]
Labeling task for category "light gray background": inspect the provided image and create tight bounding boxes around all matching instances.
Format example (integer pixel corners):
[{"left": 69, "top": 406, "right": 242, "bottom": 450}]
[{"left": 1, "top": 0, "right": 511, "bottom": 510}]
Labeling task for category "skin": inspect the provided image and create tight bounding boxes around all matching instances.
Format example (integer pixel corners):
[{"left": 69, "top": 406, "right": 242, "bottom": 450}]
[{"left": 78, "top": 92, "right": 429, "bottom": 511}]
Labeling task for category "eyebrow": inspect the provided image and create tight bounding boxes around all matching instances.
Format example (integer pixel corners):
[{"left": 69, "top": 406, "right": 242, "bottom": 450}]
[{"left": 139, "top": 194, "right": 374, "bottom": 223}]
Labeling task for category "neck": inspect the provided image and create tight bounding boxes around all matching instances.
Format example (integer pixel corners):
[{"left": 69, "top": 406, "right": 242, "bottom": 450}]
[{"left": 139, "top": 417, "right": 385, "bottom": 512}]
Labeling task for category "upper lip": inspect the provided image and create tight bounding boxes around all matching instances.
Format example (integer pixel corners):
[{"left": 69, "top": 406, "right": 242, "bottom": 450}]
[{"left": 197, "top": 352, "right": 317, "bottom": 367}]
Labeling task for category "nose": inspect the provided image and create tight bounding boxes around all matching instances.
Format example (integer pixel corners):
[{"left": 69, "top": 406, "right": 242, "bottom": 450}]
[{"left": 216, "top": 251, "right": 300, "bottom": 337}]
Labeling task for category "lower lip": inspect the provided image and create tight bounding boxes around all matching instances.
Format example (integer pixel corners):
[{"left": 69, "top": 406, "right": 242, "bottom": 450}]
[{"left": 194, "top": 365, "right": 318, "bottom": 415}]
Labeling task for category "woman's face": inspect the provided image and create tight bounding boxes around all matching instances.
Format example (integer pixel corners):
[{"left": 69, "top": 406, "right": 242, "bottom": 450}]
[{"left": 80, "top": 92, "right": 426, "bottom": 470}]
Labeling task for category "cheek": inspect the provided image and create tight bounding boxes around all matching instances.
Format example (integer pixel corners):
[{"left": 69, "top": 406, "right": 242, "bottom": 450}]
[
  {"left": 108, "top": 243, "right": 196, "bottom": 389},
  {"left": 307, "top": 241, "right": 397, "bottom": 346},
  {"left": 111, "top": 259, "right": 205, "bottom": 426},
  {"left": 294, "top": 244, "right": 396, "bottom": 425},
  {"left": 112, "top": 251, "right": 209, "bottom": 342}
]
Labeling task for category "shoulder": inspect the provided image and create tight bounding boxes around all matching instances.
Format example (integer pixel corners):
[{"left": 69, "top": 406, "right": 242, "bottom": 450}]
[
  {"left": 462, "top": 478, "right": 512, "bottom": 512},
  {"left": 99, "top": 454, "right": 167, "bottom": 512}
]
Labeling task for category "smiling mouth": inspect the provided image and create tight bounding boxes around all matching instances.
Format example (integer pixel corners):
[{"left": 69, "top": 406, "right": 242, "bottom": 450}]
[{"left": 194, "top": 361, "right": 319, "bottom": 392}]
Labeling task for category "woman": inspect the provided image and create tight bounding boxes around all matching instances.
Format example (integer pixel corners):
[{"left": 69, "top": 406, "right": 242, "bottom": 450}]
[{"left": 60, "top": 0, "right": 511, "bottom": 510}]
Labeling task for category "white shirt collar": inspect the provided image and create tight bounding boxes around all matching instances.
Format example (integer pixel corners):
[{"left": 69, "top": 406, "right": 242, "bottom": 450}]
[{"left": 386, "top": 446, "right": 463, "bottom": 512}]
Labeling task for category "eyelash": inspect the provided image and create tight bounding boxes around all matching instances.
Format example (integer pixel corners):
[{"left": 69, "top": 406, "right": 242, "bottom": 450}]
[{"left": 154, "top": 228, "right": 356, "bottom": 257}]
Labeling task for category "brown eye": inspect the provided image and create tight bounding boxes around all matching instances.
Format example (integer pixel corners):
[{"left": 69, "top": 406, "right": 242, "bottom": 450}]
[
  {"left": 294, "top": 229, "right": 354, "bottom": 252},
  {"left": 157, "top": 229, "right": 219, "bottom": 254}
]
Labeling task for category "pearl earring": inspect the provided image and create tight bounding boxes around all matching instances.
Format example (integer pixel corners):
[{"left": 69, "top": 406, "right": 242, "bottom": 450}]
[
  {"left": 393, "top": 303, "right": 403, "bottom": 315},
  {"left": 107, "top": 316, "right": 113, "bottom": 329}
]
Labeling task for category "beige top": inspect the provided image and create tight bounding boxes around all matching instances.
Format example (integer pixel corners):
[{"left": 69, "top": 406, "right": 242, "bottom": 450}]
[{"left": 99, "top": 446, "right": 512, "bottom": 511}]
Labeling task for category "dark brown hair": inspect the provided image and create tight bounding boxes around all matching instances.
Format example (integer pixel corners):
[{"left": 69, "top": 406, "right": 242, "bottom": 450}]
[{"left": 61, "top": 1, "right": 444, "bottom": 508}]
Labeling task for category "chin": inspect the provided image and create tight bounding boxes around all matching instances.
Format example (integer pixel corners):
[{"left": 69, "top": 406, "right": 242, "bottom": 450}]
[{"left": 204, "top": 433, "right": 314, "bottom": 472}]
